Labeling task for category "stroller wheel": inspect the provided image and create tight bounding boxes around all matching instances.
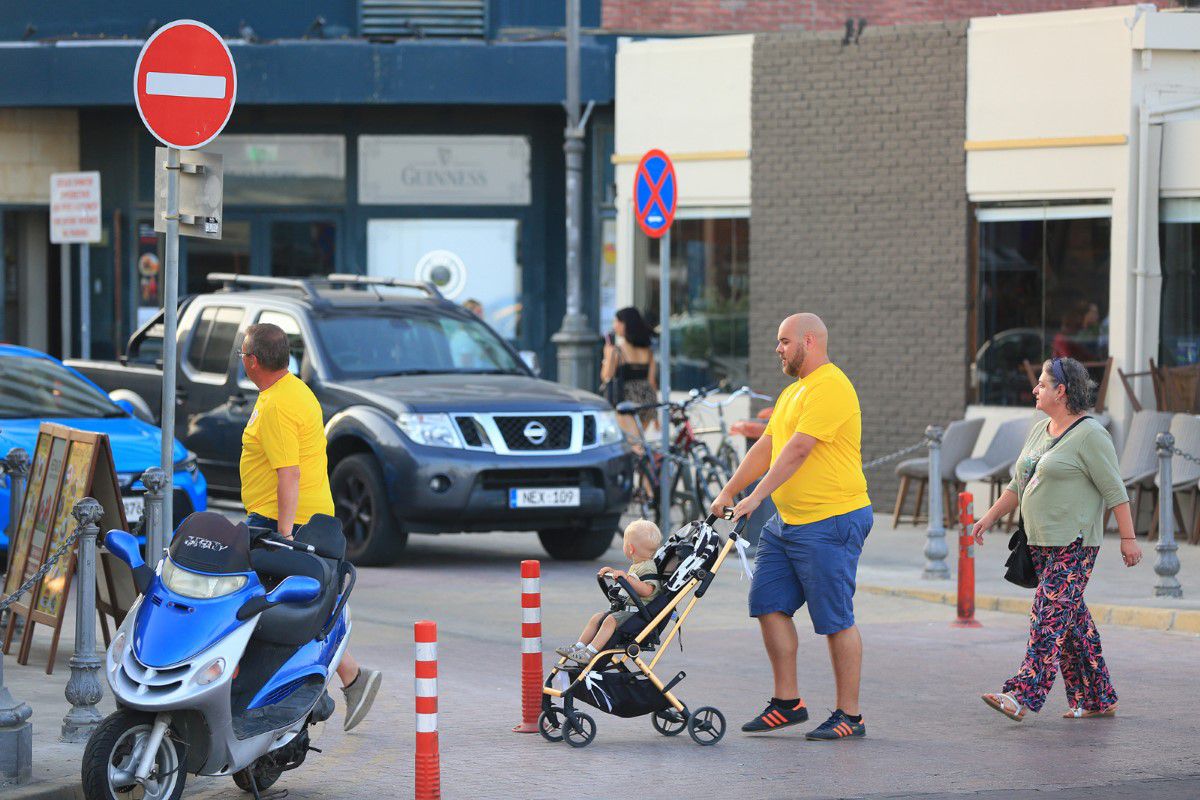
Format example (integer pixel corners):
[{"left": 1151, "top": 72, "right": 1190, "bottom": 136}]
[
  {"left": 651, "top": 709, "right": 687, "bottom": 737},
  {"left": 564, "top": 712, "right": 596, "bottom": 748},
  {"left": 687, "top": 706, "right": 726, "bottom": 746},
  {"left": 538, "top": 709, "right": 565, "bottom": 743}
]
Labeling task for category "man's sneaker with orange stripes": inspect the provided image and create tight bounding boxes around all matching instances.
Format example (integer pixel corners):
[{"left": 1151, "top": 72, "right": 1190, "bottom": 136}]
[
  {"left": 805, "top": 709, "right": 865, "bottom": 741},
  {"left": 740, "top": 698, "right": 809, "bottom": 732}
]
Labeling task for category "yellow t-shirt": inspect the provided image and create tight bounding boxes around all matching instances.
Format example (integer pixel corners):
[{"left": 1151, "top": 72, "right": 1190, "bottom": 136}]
[
  {"left": 765, "top": 363, "right": 870, "bottom": 525},
  {"left": 240, "top": 373, "right": 334, "bottom": 524}
]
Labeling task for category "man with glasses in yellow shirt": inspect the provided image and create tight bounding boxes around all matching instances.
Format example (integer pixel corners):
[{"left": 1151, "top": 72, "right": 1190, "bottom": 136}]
[
  {"left": 713, "top": 313, "right": 872, "bottom": 742},
  {"left": 239, "top": 322, "right": 381, "bottom": 732}
]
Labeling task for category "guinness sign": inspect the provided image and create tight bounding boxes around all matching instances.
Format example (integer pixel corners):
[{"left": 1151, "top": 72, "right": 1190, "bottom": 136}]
[{"left": 358, "top": 135, "right": 531, "bottom": 206}]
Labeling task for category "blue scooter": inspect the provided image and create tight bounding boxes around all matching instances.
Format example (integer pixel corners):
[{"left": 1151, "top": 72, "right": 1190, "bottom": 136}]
[{"left": 82, "top": 511, "right": 355, "bottom": 800}]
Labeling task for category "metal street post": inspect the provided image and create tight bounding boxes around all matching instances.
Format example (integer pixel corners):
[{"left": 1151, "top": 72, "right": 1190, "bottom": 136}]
[
  {"left": 0, "top": 450, "right": 32, "bottom": 784},
  {"left": 1154, "top": 432, "right": 1182, "bottom": 598},
  {"left": 80, "top": 244, "right": 90, "bottom": 360},
  {"left": 60, "top": 244, "right": 72, "bottom": 359},
  {"left": 659, "top": 230, "right": 672, "bottom": 534},
  {"left": 922, "top": 425, "right": 949, "bottom": 579},
  {"left": 550, "top": 0, "right": 600, "bottom": 390},
  {"left": 160, "top": 147, "right": 180, "bottom": 544},
  {"left": 62, "top": 498, "right": 104, "bottom": 742},
  {"left": 141, "top": 467, "right": 168, "bottom": 569}
]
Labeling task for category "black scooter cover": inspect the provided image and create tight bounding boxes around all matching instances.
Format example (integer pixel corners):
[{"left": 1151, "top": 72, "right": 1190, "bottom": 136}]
[{"left": 168, "top": 512, "right": 253, "bottom": 575}]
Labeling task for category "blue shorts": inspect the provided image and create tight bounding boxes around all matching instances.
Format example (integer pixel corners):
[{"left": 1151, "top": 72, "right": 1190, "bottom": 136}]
[{"left": 748, "top": 507, "right": 873, "bottom": 635}]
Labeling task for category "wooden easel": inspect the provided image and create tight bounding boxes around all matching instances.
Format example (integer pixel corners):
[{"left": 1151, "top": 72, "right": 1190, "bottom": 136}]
[{"left": 1, "top": 424, "right": 129, "bottom": 673}]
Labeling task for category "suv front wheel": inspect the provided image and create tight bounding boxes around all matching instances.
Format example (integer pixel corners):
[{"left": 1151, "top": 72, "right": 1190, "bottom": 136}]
[
  {"left": 538, "top": 515, "right": 620, "bottom": 561},
  {"left": 331, "top": 453, "right": 407, "bottom": 566}
]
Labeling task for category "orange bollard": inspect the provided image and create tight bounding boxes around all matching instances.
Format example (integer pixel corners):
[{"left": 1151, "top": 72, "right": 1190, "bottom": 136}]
[
  {"left": 953, "top": 492, "right": 982, "bottom": 628},
  {"left": 415, "top": 620, "right": 440, "bottom": 800},
  {"left": 513, "top": 560, "right": 542, "bottom": 733}
]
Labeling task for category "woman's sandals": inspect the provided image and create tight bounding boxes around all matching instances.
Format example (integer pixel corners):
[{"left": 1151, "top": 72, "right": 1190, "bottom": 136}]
[
  {"left": 1063, "top": 705, "right": 1117, "bottom": 719},
  {"left": 981, "top": 692, "right": 1026, "bottom": 721}
]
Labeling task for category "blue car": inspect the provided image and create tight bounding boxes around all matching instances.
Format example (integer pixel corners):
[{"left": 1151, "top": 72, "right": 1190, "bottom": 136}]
[{"left": 0, "top": 344, "right": 207, "bottom": 551}]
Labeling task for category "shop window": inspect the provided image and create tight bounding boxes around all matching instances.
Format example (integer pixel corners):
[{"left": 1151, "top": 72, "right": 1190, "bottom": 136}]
[
  {"left": 973, "top": 205, "right": 1111, "bottom": 406},
  {"left": 185, "top": 220, "right": 251, "bottom": 296},
  {"left": 202, "top": 135, "right": 346, "bottom": 205},
  {"left": 1159, "top": 199, "right": 1200, "bottom": 366},
  {"left": 634, "top": 215, "right": 749, "bottom": 390},
  {"left": 271, "top": 221, "right": 337, "bottom": 278}
]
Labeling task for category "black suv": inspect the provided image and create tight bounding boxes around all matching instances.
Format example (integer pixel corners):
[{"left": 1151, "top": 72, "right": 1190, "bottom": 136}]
[{"left": 71, "top": 274, "right": 633, "bottom": 565}]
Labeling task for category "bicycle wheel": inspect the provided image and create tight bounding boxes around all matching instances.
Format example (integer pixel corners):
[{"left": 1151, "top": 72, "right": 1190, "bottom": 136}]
[{"left": 630, "top": 455, "right": 659, "bottom": 520}]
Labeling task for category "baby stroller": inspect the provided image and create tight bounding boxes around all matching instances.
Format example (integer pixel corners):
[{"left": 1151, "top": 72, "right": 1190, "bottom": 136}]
[{"left": 539, "top": 511, "right": 750, "bottom": 747}]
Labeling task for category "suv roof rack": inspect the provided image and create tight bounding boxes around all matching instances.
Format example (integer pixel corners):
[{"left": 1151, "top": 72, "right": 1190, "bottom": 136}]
[{"left": 207, "top": 272, "right": 444, "bottom": 303}]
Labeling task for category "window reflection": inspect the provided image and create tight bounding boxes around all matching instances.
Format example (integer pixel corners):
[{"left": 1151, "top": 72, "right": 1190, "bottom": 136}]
[
  {"left": 635, "top": 216, "right": 749, "bottom": 389},
  {"left": 1160, "top": 200, "right": 1200, "bottom": 366},
  {"left": 974, "top": 206, "right": 1110, "bottom": 406}
]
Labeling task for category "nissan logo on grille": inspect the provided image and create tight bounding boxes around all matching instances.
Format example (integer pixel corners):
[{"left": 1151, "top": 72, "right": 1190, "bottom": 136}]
[{"left": 523, "top": 421, "right": 548, "bottom": 445}]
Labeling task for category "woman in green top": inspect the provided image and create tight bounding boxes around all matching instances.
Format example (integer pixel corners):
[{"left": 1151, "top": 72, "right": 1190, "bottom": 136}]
[{"left": 972, "top": 357, "right": 1142, "bottom": 722}]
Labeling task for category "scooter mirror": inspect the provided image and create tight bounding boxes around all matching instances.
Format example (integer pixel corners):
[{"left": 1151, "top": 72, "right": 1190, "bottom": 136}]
[
  {"left": 265, "top": 575, "right": 321, "bottom": 606},
  {"left": 105, "top": 530, "right": 145, "bottom": 570}
]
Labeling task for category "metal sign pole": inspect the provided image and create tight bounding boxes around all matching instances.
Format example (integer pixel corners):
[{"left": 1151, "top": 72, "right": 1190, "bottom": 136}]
[
  {"left": 60, "top": 244, "right": 71, "bottom": 359},
  {"left": 160, "top": 147, "right": 180, "bottom": 542},
  {"left": 80, "top": 243, "right": 91, "bottom": 360},
  {"left": 658, "top": 229, "right": 671, "bottom": 535}
]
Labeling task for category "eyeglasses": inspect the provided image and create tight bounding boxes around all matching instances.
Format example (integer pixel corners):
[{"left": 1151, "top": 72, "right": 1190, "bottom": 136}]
[{"left": 234, "top": 347, "right": 254, "bottom": 360}]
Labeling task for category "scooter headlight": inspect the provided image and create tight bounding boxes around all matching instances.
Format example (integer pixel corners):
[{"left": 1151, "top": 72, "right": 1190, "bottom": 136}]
[
  {"left": 194, "top": 657, "right": 226, "bottom": 687},
  {"left": 161, "top": 558, "right": 247, "bottom": 599},
  {"left": 109, "top": 631, "right": 128, "bottom": 674}
]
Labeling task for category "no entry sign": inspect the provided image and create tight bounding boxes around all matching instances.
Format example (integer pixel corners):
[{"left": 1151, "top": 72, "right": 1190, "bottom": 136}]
[
  {"left": 634, "top": 149, "right": 677, "bottom": 239},
  {"left": 134, "top": 20, "right": 237, "bottom": 150}
]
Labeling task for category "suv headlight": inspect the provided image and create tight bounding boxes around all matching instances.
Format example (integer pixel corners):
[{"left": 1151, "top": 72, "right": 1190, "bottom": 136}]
[
  {"left": 162, "top": 557, "right": 247, "bottom": 599},
  {"left": 396, "top": 413, "right": 462, "bottom": 449},
  {"left": 595, "top": 411, "right": 624, "bottom": 446}
]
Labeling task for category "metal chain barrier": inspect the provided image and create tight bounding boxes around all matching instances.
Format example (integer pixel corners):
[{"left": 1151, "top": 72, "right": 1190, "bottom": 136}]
[
  {"left": 1167, "top": 443, "right": 1200, "bottom": 468},
  {"left": 862, "top": 438, "right": 929, "bottom": 470},
  {"left": 0, "top": 528, "right": 82, "bottom": 613}
]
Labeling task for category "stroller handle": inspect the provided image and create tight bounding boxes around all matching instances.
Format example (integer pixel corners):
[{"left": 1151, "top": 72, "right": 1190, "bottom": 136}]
[{"left": 707, "top": 508, "right": 749, "bottom": 536}]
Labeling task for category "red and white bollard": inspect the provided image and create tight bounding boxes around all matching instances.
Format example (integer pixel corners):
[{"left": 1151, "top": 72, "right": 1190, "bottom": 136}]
[
  {"left": 414, "top": 620, "right": 440, "bottom": 800},
  {"left": 513, "top": 559, "right": 542, "bottom": 733},
  {"left": 954, "top": 492, "right": 982, "bottom": 628}
]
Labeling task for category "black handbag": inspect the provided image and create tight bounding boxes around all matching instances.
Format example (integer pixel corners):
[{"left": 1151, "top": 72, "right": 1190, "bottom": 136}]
[
  {"left": 1003, "top": 416, "right": 1090, "bottom": 589},
  {"left": 1004, "top": 521, "right": 1038, "bottom": 589}
]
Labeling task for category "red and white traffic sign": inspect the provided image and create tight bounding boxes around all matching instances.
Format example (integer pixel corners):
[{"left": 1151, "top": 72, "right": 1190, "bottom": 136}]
[{"left": 134, "top": 20, "right": 237, "bottom": 150}]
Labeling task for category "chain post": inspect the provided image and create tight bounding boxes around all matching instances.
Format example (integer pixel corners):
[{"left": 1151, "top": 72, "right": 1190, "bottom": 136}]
[
  {"left": 4, "top": 449, "right": 29, "bottom": 552},
  {"left": 141, "top": 467, "right": 168, "bottom": 570},
  {"left": 923, "top": 425, "right": 949, "bottom": 579},
  {"left": 62, "top": 498, "right": 104, "bottom": 742},
  {"left": 0, "top": 449, "right": 32, "bottom": 782},
  {"left": 1154, "top": 433, "right": 1182, "bottom": 598}
]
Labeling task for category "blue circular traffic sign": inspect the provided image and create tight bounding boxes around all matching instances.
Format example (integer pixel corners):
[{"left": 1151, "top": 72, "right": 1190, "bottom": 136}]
[{"left": 634, "top": 149, "right": 677, "bottom": 239}]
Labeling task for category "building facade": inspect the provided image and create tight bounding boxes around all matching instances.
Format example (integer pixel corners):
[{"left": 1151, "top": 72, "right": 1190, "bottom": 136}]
[
  {"left": 614, "top": 4, "right": 1200, "bottom": 507},
  {"left": 0, "top": 2, "right": 617, "bottom": 375}
]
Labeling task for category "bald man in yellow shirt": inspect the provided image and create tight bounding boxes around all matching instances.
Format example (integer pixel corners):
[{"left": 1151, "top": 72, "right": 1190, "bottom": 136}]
[
  {"left": 713, "top": 313, "right": 872, "bottom": 741},
  {"left": 239, "top": 322, "right": 381, "bottom": 732}
]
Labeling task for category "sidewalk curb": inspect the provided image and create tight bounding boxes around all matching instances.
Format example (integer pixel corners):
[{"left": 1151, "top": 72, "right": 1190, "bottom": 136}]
[
  {"left": 859, "top": 584, "right": 1200, "bottom": 634},
  {"left": 0, "top": 781, "right": 82, "bottom": 800}
]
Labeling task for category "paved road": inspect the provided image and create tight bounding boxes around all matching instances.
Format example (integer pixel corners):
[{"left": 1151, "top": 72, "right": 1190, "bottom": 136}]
[{"left": 9, "top": 528, "right": 1200, "bottom": 799}]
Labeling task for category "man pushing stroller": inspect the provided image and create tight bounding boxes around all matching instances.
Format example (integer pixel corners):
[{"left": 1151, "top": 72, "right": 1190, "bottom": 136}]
[{"left": 556, "top": 520, "right": 663, "bottom": 664}]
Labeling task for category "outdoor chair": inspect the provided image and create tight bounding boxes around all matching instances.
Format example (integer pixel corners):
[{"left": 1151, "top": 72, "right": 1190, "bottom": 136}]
[
  {"left": 1117, "top": 362, "right": 1163, "bottom": 413},
  {"left": 1149, "top": 413, "right": 1200, "bottom": 544},
  {"left": 893, "top": 417, "right": 984, "bottom": 527},
  {"left": 1106, "top": 410, "right": 1173, "bottom": 534},
  {"left": 1154, "top": 362, "right": 1200, "bottom": 414},
  {"left": 954, "top": 415, "right": 1036, "bottom": 510},
  {"left": 1022, "top": 357, "right": 1113, "bottom": 414}
]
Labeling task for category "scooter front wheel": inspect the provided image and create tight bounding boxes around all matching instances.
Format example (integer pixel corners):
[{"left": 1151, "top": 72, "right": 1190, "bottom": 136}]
[{"left": 82, "top": 710, "right": 186, "bottom": 800}]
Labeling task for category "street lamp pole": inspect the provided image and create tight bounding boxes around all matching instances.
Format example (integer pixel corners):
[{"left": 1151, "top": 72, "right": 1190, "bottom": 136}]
[{"left": 551, "top": 0, "right": 600, "bottom": 390}]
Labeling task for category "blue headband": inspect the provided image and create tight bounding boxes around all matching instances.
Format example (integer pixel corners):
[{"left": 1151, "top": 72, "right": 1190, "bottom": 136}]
[{"left": 1050, "top": 357, "right": 1067, "bottom": 388}]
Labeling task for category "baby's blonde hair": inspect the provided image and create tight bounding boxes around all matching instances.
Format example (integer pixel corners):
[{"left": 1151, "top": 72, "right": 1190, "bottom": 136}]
[{"left": 623, "top": 519, "right": 662, "bottom": 557}]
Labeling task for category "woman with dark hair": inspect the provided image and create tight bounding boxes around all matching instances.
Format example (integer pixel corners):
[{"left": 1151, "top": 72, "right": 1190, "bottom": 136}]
[
  {"left": 972, "top": 356, "right": 1141, "bottom": 722},
  {"left": 600, "top": 307, "right": 658, "bottom": 437}
]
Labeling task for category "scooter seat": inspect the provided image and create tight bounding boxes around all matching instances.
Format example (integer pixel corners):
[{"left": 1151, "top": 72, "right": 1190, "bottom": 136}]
[{"left": 250, "top": 549, "right": 339, "bottom": 647}]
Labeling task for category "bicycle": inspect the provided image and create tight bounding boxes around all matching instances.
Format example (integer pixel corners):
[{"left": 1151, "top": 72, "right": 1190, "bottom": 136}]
[{"left": 692, "top": 385, "right": 774, "bottom": 479}]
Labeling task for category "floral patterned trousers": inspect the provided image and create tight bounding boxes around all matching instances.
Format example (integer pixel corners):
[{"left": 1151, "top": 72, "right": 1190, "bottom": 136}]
[{"left": 1002, "top": 538, "right": 1118, "bottom": 713}]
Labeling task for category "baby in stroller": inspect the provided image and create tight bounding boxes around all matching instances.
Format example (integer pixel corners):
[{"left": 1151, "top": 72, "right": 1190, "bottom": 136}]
[{"left": 555, "top": 520, "right": 663, "bottom": 664}]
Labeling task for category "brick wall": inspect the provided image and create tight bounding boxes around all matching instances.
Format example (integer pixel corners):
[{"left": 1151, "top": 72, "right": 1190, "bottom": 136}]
[
  {"left": 603, "top": 0, "right": 1172, "bottom": 33},
  {"left": 750, "top": 23, "right": 969, "bottom": 512}
]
